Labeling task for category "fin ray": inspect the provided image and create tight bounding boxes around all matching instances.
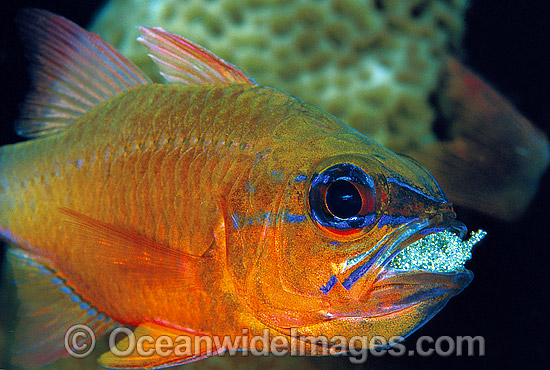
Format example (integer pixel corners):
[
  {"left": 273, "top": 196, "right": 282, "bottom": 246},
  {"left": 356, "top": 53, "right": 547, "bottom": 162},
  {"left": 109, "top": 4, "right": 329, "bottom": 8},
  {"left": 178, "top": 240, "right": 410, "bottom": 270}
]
[
  {"left": 59, "top": 208, "right": 205, "bottom": 287},
  {"left": 15, "top": 9, "right": 150, "bottom": 138},
  {"left": 6, "top": 248, "right": 117, "bottom": 368},
  {"left": 137, "top": 26, "right": 256, "bottom": 86}
]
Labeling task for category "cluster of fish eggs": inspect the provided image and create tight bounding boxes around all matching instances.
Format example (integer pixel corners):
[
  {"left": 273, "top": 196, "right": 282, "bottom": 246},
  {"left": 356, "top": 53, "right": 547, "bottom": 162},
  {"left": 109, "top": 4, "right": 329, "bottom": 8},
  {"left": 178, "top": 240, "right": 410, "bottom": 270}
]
[
  {"left": 90, "top": 0, "right": 470, "bottom": 153},
  {"left": 389, "top": 229, "right": 487, "bottom": 272}
]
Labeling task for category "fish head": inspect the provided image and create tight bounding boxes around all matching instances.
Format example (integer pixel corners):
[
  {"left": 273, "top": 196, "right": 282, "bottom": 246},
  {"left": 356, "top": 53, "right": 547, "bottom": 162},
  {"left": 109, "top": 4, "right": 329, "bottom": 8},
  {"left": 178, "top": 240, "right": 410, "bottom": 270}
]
[{"left": 238, "top": 121, "right": 484, "bottom": 344}]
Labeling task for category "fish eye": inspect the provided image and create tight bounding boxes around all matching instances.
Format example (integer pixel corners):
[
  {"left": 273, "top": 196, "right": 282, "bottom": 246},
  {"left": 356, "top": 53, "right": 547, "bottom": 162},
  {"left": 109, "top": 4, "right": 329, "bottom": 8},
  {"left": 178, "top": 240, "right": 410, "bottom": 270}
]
[
  {"left": 325, "top": 180, "right": 362, "bottom": 218},
  {"left": 308, "top": 163, "right": 377, "bottom": 236}
]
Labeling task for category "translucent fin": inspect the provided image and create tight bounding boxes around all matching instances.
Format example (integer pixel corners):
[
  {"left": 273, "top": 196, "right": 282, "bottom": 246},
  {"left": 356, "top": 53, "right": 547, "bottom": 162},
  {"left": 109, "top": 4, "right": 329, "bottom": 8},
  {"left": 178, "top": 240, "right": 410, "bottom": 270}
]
[
  {"left": 411, "top": 58, "right": 550, "bottom": 221},
  {"left": 6, "top": 248, "right": 117, "bottom": 368},
  {"left": 15, "top": 9, "right": 151, "bottom": 138},
  {"left": 99, "top": 322, "right": 224, "bottom": 369},
  {"left": 137, "top": 26, "right": 256, "bottom": 86},
  {"left": 59, "top": 208, "right": 205, "bottom": 287}
]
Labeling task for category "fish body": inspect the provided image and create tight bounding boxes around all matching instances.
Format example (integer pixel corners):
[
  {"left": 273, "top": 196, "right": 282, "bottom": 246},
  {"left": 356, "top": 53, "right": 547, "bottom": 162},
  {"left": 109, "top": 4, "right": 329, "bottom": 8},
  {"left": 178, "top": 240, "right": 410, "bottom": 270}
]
[
  {"left": 0, "top": 9, "right": 484, "bottom": 369},
  {"left": 2, "top": 84, "right": 290, "bottom": 328}
]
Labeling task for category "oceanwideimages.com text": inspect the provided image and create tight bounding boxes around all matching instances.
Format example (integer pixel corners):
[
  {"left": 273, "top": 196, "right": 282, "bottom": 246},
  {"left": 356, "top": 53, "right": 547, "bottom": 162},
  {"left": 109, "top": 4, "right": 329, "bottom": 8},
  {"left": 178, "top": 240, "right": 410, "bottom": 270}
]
[{"left": 65, "top": 325, "right": 485, "bottom": 364}]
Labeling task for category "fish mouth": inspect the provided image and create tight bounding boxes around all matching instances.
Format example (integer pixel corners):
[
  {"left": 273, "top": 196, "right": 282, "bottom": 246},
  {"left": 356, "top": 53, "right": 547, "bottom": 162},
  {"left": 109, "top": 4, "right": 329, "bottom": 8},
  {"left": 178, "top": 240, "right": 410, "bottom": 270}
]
[
  {"left": 338, "top": 216, "right": 486, "bottom": 319},
  {"left": 293, "top": 218, "right": 486, "bottom": 341}
]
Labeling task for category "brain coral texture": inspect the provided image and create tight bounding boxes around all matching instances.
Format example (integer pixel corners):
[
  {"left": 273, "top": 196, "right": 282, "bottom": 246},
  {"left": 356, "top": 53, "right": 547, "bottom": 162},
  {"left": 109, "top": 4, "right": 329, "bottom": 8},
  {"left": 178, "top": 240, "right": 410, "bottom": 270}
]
[{"left": 90, "top": 0, "right": 469, "bottom": 152}]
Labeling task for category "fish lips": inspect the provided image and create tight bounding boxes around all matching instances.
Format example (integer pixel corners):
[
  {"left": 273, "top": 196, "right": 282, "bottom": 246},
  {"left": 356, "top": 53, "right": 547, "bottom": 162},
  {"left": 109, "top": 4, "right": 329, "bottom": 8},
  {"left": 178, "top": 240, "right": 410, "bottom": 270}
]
[
  {"left": 296, "top": 270, "right": 471, "bottom": 347},
  {"left": 336, "top": 217, "right": 474, "bottom": 319},
  {"left": 369, "top": 217, "right": 473, "bottom": 313},
  {"left": 300, "top": 219, "right": 475, "bottom": 342},
  {"left": 364, "top": 267, "right": 474, "bottom": 318},
  {"left": 297, "top": 270, "right": 473, "bottom": 344}
]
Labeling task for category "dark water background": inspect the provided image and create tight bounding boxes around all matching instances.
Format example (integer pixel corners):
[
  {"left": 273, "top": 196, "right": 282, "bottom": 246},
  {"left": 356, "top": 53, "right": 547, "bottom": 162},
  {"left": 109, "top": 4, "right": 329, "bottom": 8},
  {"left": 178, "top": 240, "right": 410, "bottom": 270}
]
[{"left": 1, "top": 1, "right": 549, "bottom": 369}]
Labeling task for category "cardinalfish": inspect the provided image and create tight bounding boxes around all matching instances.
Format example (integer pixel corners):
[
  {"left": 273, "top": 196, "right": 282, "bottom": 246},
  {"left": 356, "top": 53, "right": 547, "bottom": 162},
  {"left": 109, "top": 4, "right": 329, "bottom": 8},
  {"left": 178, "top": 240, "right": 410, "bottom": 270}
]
[{"left": 0, "top": 9, "right": 486, "bottom": 369}]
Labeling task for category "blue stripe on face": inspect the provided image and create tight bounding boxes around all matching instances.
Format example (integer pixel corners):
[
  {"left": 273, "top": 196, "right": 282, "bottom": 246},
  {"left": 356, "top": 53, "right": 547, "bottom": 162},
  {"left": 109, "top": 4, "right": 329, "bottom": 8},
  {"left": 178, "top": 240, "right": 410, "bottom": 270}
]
[
  {"left": 377, "top": 215, "right": 417, "bottom": 228},
  {"left": 342, "top": 257, "right": 377, "bottom": 290},
  {"left": 283, "top": 213, "right": 306, "bottom": 223},
  {"left": 271, "top": 170, "right": 285, "bottom": 182},
  {"left": 231, "top": 213, "right": 241, "bottom": 230},
  {"left": 232, "top": 212, "right": 272, "bottom": 229},
  {"left": 320, "top": 275, "right": 338, "bottom": 295},
  {"left": 387, "top": 177, "right": 446, "bottom": 203}
]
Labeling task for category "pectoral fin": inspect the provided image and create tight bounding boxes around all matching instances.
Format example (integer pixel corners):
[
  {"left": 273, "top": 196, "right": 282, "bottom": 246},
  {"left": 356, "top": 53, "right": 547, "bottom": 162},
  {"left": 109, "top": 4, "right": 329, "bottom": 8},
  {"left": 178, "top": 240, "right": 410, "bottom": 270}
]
[{"left": 59, "top": 208, "right": 207, "bottom": 289}]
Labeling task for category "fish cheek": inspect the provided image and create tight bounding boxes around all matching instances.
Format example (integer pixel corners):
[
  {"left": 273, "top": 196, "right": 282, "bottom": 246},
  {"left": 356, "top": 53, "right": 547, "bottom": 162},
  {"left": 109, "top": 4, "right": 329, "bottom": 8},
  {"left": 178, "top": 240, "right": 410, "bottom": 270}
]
[
  {"left": 272, "top": 178, "right": 341, "bottom": 297},
  {"left": 237, "top": 214, "right": 340, "bottom": 328},
  {"left": 273, "top": 166, "right": 374, "bottom": 298},
  {"left": 276, "top": 218, "right": 354, "bottom": 298}
]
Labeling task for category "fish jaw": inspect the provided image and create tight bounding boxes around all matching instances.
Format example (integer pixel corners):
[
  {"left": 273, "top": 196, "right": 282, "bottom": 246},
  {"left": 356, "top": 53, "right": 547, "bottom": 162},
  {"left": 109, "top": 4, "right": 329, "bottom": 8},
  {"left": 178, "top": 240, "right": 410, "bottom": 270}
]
[
  {"left": 294, "top": 274, "right": 471, "bottom": 345},
  {"left": 358, "top": 267, "right": 474, "bottom": 321},
  {"left": 310, "top": 217, "right": 483, "bottom": 342},
  {"left": 357, "top": 223, "right": 483, "bottom": 321}
]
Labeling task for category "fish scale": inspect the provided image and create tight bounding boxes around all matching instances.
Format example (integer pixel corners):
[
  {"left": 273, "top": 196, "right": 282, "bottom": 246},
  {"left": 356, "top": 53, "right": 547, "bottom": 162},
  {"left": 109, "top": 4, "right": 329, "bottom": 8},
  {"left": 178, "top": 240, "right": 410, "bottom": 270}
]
[
  {"left": 3, "top": 87, "right": 238, "bottom": 286},
  {"left": 1, "top": 10, "right": 487, "bottom": 369}
]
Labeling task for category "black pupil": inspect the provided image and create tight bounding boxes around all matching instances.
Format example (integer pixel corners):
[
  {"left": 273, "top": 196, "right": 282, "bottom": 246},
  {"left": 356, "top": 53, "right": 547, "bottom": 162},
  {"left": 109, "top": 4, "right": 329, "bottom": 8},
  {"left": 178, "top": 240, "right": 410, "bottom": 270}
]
[{"left": 325, "top": 180, "right": 362, "bottom": 219}]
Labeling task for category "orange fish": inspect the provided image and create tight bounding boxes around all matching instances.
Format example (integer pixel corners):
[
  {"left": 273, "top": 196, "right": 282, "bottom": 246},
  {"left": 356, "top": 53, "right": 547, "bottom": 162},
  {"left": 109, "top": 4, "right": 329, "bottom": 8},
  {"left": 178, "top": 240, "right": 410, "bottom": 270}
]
[{"left": 1, "top": 9, "right": 486, "bottom": 369}]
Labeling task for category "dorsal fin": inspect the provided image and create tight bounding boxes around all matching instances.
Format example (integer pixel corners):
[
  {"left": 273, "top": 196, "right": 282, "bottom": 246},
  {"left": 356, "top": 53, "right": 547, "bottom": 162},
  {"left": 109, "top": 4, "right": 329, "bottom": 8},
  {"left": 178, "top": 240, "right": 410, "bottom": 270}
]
[
  {"left": 15, "top": 9, "right": 151, "bottom": 138},
  {"left": 137, "top": 26, "right": 257, "bottom": 86}
]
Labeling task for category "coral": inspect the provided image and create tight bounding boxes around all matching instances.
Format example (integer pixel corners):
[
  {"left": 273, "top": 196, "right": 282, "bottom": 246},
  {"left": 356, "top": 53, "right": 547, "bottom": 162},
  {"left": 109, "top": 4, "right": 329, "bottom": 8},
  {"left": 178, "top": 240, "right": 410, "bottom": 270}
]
[{"left": 90, "top": 0, "right": 469, "bottom": 153}]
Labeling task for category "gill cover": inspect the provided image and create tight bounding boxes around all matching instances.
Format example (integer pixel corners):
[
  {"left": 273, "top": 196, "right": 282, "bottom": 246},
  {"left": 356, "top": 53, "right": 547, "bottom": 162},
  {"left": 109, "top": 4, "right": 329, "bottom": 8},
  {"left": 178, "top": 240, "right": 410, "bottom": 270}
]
[{"left": 242, "top": 152, "right": 452, "bottom": 331}]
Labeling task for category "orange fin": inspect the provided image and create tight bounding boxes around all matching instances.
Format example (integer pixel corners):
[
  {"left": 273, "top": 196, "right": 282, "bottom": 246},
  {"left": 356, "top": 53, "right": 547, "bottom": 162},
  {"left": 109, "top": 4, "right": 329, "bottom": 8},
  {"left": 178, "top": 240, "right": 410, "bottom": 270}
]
[
  {"left": 59, "top": 208, "right": 205, "bottom": 288},
  {"left": 99, "top": 322, "right": 224, "bottom": 369},
  {"left": 411, "top": 58, "right": 549, "bottom": 221},
  {"left": 137, "top": 26, "right": 256, "bottom": 86},
  {"left": 6, "top": 248, "right": 117, "bottom": 368},
  {"left": 15, "top": 9, "right": 150, "bottom": 138}
]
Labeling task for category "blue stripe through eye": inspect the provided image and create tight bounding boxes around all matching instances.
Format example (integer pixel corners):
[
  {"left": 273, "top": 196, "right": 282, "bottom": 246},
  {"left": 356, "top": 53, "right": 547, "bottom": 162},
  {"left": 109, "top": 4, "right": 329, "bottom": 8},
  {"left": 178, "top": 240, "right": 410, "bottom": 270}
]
[{"left": 308, "top": 163, "right": 377, "bottom": 234}]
